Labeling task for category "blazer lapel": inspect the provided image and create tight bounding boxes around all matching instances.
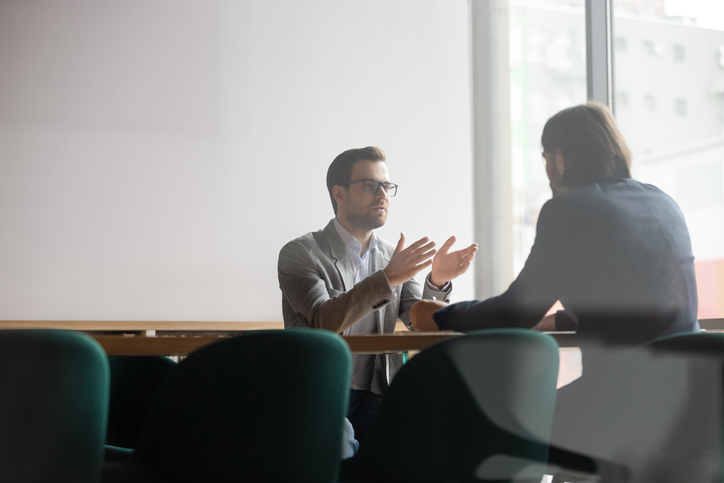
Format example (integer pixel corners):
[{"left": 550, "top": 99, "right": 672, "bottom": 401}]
[{"left": 323, "top": 221, "right": 354, "bottom": 291}]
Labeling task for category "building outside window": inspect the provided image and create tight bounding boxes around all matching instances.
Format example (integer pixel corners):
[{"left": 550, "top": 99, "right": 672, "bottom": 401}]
[
  {"left": 615, "top": 37, "right": 628, "bottom": 52},
  {"left": 614, "top": 0, "right": 724, "bottom": 318},
  {"left": 673, "top": 44, "right": 686, "bottom": 62}
]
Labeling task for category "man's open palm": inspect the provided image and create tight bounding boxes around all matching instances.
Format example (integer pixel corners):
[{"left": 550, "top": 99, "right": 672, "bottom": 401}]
[{"left": 430, "top": 236, "right": 478, "bottom": 287}]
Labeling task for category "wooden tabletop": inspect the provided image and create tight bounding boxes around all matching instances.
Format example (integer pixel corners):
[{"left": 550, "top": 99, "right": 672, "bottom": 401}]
[
  {"left": 1, "top": 318, "right": 721, "bottom": 355},
  {"left": 91, "top": 332, "right": 461, "bottom": 356},
  {"left": 0, "top": 320, "right": 284, "bottom": 331}
]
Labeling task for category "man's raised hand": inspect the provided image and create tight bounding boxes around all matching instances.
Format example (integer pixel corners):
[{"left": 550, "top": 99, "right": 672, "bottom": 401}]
[
  {"left": 430, "top": 236, "right": 478, "bottom": 288},
  {"left": 383, "top": 233, "right": 437, "bottom": 287}
]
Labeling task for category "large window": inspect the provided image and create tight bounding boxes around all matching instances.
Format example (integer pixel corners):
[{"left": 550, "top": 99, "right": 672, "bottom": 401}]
[
  {"left": 613, "top": 0, "right": 724, "bottom": 319},
  {"left": 510, "top": 0, "right": 724, "bottom": 320},
  {"left": 509, "top": 0, "right": 586, "bottom": 274}
]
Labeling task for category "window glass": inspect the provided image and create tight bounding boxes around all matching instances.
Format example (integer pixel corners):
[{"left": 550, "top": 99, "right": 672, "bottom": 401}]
[
  {"left": 613, "top": 0, "right": 724, "bottom": 318},
  {"left": 509, "top": 0, "right": 587, "bottom": 275}
]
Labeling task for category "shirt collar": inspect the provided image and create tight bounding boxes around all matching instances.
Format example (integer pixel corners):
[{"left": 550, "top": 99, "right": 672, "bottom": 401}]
[{"left": 332, "top": 218, "right": 378, "bottom": 256}]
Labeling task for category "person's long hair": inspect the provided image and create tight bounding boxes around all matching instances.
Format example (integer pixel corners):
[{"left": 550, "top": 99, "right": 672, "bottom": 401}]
[{"left": 541, "top": 101, "right": 632, "bottom": 189}]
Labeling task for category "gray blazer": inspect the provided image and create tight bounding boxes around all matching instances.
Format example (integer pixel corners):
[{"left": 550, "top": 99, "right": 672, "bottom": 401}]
[{"left": 278, "top": 219, "right": 451, "bottom": 394}]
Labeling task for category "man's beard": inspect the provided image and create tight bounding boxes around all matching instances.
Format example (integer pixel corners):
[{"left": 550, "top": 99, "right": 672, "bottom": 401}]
[{"left": 347, "top": 209, "right": 386, "bottom": 231}]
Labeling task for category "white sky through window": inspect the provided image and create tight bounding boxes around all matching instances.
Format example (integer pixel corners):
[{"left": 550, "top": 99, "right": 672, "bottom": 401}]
[{"left": 666, "top": 0, "right": 724, "bottom": 31}]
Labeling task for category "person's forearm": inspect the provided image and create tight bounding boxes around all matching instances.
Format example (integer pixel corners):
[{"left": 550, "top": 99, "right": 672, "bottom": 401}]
[
  {"left": 433, "top": 294, "right": 546, "bottom": 332},
  {"left": 309, "top": 270, "right": 395, "bottom": 333}
]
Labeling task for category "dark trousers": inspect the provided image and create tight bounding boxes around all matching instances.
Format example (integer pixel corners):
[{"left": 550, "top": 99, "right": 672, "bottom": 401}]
[{"left": 347, "top": 389, "right": 383, "bottom": 446}]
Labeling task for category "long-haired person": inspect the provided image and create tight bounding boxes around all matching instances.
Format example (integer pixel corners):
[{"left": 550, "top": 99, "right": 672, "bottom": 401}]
[{"left": 411, "top": 101, "right": 698, "bottom": 347}]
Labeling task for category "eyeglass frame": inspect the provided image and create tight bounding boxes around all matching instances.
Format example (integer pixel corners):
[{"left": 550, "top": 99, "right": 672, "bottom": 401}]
[{"left": 342, "top": 178, "right": 399, "bottom": 197}]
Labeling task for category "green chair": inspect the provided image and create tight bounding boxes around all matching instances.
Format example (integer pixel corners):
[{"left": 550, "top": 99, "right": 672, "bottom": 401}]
[
  {"left": 0, "top": 329, "right": 110, "bottom": 482},
  {"left": 109, "top": 329, "right": 352, "bottom": 483},
  {"left": 106, "top": 356, "right": 178, "bottom": 448},
  {"left": 340, "top": 329, "right": 560, "bottom": 483}
]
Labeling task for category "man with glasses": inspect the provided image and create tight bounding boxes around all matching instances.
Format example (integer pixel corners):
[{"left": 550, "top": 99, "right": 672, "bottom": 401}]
[{"left": 278, "top": 146, "right": 477, "bottom": 450}]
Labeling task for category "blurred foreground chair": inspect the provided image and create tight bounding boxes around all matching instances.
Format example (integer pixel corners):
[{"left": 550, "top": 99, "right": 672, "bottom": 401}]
[
  {"left": 0, "top": 329, "right": 110, "bottom": 482},
  {"left": 551, "top": 332, "right": 724, "bottom": 483},
  {"left": 340, "top": 329, "right": 560, "bottom": 483},
  {"left": 105, "top": 329, "right": 351, "bottom": 483},
  {"left": 106, "top": 356, "right": 178, "bottom": 448}
]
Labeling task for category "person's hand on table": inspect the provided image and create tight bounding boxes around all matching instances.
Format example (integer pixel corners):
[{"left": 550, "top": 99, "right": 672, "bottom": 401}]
[
  {"left": 384, "top": 233, "right": 437, "bottom": 287},
  {"left": 430, "top": 236, "right": 478, "bottom": 288},
  {"left": 410, "top": 300, "right": 448, "bottom": 331}
]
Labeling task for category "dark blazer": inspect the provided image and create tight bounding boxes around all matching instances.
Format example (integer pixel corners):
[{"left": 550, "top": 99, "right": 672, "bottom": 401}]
[
  {"left": 435, "top": 178, "right": 699, "bottom": 346},
  {"left": 278, "top": 219, "right": 451, "bottom": 394}
]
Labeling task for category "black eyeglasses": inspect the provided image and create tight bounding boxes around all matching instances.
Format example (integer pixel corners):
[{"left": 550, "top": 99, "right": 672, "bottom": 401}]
[{"left": 343, "top": 178, "right": 398, "bottom": 197}]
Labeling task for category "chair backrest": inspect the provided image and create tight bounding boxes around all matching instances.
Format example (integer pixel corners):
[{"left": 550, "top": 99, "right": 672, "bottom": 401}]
[
  {"left": 107, "top": 356, "right": 178, "bottom": 448},
  {"left": 344, "top": 329, "right": 560, "bottom": 483},
  {"left": 0, "top": 329, "right": 110, "bottom": 482},
  {"left": 128, "top": 329, "right": 352, "bottom": 483}
]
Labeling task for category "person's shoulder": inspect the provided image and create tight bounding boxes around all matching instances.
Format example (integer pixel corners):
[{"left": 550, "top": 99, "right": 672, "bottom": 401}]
[
  {"left": 585, "top": 178, "right": 678, "bottom": 207},
  {"left": 279, "top": 227, "right": 328, "bottom": 256},
  {"left": 626, "top": 178, "right": 673, "bottom": 199}
]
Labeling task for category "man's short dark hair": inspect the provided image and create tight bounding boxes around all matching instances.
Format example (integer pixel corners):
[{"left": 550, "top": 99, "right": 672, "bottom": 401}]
[
  {"left": 541, "top": 101, "right": 632, "bottom": 190},
  {"left": 326, "top": 146, "right": 386, "bottom": 215}
]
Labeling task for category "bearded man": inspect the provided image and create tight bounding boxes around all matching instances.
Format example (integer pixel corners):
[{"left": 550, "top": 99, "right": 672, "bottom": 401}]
[{"left": 278, "top": 146, "right": 477, "bottom": 448}]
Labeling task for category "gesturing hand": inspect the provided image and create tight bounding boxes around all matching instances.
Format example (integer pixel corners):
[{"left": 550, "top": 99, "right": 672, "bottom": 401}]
[
  {"left": 430, "top": 236, "right": 478, "bottom": 288},
  {"left": 383, "top": 233, "right": 437, "bottom": 287}
]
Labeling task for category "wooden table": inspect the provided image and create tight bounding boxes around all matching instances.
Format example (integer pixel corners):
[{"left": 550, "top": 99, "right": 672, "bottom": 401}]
[
  {"left": 91, "top": 332, "right": 460, "bottom": 356},
  {"left": 1, "top": 319, "right": 721, "bottom": 356},
  {"left": 0, "top": 320, "right": 458, "bottom": 355},
  {"left": 0, "top": 320, "right": 283, "bottom": 333}
]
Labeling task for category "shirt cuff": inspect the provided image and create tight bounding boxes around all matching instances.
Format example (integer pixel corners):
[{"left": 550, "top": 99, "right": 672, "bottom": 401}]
[
  {"left": 380, "top": 269, "right": 395, "bottom": 293},
  {"left": 425, "top": 273, "right": 451, "bottom": 292}
]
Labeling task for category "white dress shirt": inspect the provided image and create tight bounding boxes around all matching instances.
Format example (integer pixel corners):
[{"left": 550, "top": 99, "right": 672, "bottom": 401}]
[{"left": 332, "top": 218, "right": 384, "bottom": 391}]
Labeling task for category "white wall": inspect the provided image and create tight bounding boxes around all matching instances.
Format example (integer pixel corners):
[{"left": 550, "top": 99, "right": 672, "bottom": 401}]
[{"left": 0, "top": 0, "right": 475, "bottom": 320}]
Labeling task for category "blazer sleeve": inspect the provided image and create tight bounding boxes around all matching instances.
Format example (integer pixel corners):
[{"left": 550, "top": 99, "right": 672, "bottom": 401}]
[
  {"left": 278, "top": 240, "right": 396, "bottom": 334},
  {"left": 433, "top": 198, "right": 571, "bottom": 332}
]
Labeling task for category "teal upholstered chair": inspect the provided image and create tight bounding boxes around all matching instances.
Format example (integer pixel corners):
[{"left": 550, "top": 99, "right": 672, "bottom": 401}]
[
  {"left": 109, "top": 329, "right": 352, "bottom": 483},
  {"left": 106, "top": 356, "right": 178, "bottom": 448},
  {"left": 0, "top": 329, "right": 110, "bottom": 482},
  {"left": 340, "top": 329, "right": 560, "bottom": 483}
]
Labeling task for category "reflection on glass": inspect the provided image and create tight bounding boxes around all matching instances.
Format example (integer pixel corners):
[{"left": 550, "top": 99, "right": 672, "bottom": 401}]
[{"left": 613, "top": 0, "right": 724, "bottom": 319}]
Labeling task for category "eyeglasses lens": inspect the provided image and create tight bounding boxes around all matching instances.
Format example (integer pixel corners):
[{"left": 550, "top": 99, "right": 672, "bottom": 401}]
[{"left": 362, "top": 181, "right": 397, "bottom": 197}]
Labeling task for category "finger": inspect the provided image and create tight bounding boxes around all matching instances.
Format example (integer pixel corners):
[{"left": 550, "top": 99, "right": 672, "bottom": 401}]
[
  {"left": 405, "top": 236, "right": 431, "bottom": 252},
  {"left": 460, "top": 245, "right": 478, "bottom": 258},
  {"left": 404, "top": 258, "right": 435, "bottom": 280},
  {"left": 416, "top": 248, "right": 437, "bottom": 263},
  {"left": 409, "top": 240, "right": 436, "bottom": 255},
  {"left": 438, "top": 236, "right": 456, "bottom": 256},
  {"left": 394, "top": 233, "right": 405, "bottom": 255},
  {"left": 455, "top": 243, "right": 478, "bottom": 255},
  {"left": 460, "top": 252, "right": 476, "bottom": 264},
  {"left": 418, "top": 258, "right": 434, "bottom": 271}
]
